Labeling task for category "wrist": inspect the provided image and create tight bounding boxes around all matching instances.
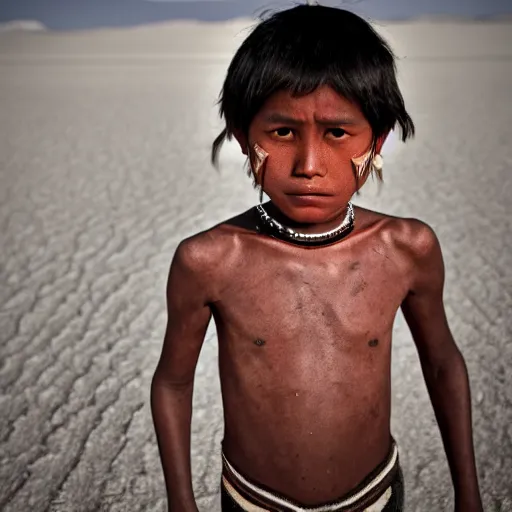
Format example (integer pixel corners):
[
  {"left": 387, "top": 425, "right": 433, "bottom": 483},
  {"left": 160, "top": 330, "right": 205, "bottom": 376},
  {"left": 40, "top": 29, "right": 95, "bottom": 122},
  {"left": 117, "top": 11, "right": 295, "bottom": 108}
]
[
  {"left": 168, "top": 501, "right": 199, "bottom": 512},
  {"left": 168, "top": 492, "right": 198, "bottom": 512},
  {"left": 454, "top": 492, "right": 483, "bottom": 512}
]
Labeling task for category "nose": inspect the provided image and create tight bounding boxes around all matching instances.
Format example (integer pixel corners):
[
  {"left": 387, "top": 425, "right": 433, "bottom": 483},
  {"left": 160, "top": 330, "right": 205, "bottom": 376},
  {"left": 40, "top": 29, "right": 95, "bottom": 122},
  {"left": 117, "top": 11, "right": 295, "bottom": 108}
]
[{"left": 293, "top": 138, "right": 327, "bottom": 179}]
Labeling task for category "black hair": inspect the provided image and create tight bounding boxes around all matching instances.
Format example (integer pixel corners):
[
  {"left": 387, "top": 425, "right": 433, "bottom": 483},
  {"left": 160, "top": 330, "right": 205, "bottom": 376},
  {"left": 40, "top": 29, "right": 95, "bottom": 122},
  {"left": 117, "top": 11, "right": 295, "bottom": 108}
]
[{"left": 211, "top": 2, "right": 415, "bottom": 186}]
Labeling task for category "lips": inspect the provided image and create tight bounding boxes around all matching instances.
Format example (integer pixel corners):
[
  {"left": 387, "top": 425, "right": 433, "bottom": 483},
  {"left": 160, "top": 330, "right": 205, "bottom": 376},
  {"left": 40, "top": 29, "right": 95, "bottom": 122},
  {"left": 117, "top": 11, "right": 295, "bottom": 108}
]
[
  {"left": 287, "top": 192, "right": 331, "bottom": 196},
  {"left": 287, "top": 194, "right": 331, "bottom": 205}
]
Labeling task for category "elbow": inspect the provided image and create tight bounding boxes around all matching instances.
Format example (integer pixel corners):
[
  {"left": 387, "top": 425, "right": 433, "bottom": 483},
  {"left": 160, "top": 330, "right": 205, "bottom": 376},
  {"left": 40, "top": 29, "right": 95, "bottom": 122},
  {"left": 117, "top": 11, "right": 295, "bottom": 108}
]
[
  {"left": 151, "top": 369, "right": 194, "bottom": 393},
  {"left": 423, "top": 346, "right": 466, "bottom": 382},
  {"left": 150, "top": 372, "right": 194, "bottom": 422},
  {"left": 441, "top": 346, "right": 466, "bottom": 372}
]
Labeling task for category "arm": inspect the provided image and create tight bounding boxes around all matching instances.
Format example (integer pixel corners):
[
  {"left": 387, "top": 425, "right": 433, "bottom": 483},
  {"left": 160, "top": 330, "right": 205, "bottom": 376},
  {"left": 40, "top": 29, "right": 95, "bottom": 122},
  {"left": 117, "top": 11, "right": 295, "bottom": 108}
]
[
  {"left": 151, "top": 239, "right": 213, "bottom": 512},
  {"left": 400, "top": 221, "right": 482, "bottom": 512}
]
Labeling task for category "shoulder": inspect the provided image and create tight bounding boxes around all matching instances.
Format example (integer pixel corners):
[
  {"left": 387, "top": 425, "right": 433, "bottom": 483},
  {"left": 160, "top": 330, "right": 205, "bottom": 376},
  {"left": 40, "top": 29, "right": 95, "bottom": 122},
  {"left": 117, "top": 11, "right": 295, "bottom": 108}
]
[
  {"left": 168, "top": 229, "right": 228, "bottom": 305},
  {"left": 172, "top": 207, "right": 257, "bottom": 276},
  {"left": 383, "top": 215, "right": 444, "bottom": 294},
  {"left": 355, "top": 206, "right": 444, "bottom": 291},
  {"left": 391, "top": 217, "right": 442, "bottom": 270},
  {"left": 173, "top": 229, "right": 225, "bottom": 278},
  {"left": 356, "top": 206, "right": 440, "bottom": 258}
]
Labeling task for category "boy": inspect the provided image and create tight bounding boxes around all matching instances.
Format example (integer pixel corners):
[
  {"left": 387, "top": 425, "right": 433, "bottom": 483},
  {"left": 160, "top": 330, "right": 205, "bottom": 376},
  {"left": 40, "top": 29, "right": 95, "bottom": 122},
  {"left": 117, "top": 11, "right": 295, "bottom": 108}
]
[{"left": 151, "top": 4, "right": 483, "bottom": 511}]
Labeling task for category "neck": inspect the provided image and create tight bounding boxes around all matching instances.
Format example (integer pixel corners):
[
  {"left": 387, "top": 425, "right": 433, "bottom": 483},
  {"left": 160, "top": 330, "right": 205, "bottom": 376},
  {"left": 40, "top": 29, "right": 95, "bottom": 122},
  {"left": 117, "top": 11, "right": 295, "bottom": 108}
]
[{"left": 263, "top": 201, "right": 351, "bottom": 235}]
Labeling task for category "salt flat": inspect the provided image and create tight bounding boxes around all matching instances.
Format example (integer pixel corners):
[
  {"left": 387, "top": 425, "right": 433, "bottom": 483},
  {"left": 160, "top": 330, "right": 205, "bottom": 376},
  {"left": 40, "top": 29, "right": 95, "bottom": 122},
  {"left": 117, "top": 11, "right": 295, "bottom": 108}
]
[{"left": 0, "top": 18, "right": 511, "bottom": 512}]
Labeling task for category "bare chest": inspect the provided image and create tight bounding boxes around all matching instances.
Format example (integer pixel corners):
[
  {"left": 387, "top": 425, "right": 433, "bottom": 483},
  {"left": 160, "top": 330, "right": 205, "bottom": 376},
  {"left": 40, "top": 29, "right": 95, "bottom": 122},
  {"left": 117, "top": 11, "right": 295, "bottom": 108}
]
[
  {"left": 214, "top": 248, "right": 408, "bottom": 346},
  {"left": 211, "top": 243, "right": 410, "bottom": 429}
]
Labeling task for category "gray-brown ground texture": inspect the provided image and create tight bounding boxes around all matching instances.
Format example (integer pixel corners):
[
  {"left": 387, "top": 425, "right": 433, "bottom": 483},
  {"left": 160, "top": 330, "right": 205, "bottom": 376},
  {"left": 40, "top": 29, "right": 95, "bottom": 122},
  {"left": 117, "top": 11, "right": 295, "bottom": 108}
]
[{"left": 0, "top": 20, "right": 511, "bottom": 512}]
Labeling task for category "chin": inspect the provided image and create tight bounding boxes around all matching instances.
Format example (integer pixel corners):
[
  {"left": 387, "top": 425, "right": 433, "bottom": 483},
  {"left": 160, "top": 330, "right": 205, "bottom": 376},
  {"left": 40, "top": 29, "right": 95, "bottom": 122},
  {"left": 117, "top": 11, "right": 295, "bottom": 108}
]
[{"left": 266, "top": 191, "right": 351, "bottom": 224}]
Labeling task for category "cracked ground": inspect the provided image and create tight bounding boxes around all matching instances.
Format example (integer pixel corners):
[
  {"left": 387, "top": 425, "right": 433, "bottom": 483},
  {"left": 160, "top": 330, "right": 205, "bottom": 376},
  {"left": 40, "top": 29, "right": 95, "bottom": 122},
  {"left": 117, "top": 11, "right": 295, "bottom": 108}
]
[{"left": 0, "top": 21, "right": 511, "bottom": 512}]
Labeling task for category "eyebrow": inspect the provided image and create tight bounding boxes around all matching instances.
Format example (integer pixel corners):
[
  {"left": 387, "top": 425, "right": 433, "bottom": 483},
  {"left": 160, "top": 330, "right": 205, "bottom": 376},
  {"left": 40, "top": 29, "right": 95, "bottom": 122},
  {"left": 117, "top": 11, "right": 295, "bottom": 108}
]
[{"left": 263, "top": 113, "right": 360, "bottom": 126}]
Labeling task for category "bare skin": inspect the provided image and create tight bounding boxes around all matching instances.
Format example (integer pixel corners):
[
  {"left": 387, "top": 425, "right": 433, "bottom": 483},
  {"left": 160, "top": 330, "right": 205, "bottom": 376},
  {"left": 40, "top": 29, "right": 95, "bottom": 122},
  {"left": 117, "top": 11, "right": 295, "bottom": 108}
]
[
  {"left": 211, "top": 205, "right": 409, "bottom": 502},
  {"left": 151, "top": 86, "right": 482, "bottom": 510}
]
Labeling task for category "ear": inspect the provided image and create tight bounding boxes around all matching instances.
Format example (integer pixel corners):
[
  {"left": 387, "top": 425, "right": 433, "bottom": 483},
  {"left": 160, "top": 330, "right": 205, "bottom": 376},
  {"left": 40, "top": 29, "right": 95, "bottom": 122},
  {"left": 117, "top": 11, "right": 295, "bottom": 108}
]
[
  {"left": 233, "top": 129, "right": 249, "bottom": 155},
  {"left": 375, "top": 131, "right": 390, "bottom": 154}
]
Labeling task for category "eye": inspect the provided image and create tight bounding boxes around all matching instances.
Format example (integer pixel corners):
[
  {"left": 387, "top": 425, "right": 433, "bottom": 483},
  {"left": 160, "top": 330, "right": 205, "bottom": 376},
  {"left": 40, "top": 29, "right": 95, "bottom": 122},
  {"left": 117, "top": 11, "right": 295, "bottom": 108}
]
[
  {"left": 328, "top": 128, "right": 346, "bottom": 139},
  {"left": 272, "top": 127, "right": 294, "bottom": 139}
]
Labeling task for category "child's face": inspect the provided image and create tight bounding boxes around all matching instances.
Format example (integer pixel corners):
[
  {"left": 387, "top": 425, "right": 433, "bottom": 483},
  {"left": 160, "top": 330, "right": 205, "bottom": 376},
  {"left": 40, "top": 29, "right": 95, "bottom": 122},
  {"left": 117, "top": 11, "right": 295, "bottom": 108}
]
[{"left": 239, "top": 85, "right": 380, "bottom": 225}]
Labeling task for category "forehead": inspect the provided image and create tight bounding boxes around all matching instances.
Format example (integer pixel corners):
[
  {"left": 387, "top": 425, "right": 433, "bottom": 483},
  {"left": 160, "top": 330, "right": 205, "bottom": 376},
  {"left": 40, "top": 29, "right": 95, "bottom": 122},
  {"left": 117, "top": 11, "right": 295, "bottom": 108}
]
[{"left": 256, "top": 85, "right": 364, "bottom": 121}]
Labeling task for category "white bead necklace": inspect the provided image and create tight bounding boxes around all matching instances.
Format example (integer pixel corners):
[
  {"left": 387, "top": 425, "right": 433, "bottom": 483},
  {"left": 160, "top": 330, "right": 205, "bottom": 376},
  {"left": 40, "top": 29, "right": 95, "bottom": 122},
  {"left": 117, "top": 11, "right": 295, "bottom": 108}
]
[{"left": 256, "top": 202, "right": 354, "bottom": 246}]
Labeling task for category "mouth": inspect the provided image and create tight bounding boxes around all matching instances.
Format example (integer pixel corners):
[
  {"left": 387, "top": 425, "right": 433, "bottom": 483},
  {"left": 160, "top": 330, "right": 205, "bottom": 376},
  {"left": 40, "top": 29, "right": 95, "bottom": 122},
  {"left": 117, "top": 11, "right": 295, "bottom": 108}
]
[
  {"left": 287, "top": 192, "right": 332, "bottom": 197},
  {"left": 286, "top": 193, "right": 331, "bottom": 204}
]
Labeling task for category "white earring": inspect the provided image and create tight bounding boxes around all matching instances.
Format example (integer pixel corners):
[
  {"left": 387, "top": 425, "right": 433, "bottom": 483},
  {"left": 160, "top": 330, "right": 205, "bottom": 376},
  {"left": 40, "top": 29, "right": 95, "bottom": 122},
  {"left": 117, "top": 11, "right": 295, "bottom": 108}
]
[{"left": 372, "top": 154, "right": 383, "bottom": 172}]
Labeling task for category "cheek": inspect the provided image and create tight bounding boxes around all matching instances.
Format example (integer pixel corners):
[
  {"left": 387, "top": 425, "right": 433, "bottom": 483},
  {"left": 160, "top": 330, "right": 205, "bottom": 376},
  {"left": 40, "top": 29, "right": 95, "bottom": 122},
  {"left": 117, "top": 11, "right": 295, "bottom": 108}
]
[
  {"left": 346, "top": 131, "right": 373, "bottom": 156},
  {"left": 262, "top": 147, "right": 293, "bottom": 180}
]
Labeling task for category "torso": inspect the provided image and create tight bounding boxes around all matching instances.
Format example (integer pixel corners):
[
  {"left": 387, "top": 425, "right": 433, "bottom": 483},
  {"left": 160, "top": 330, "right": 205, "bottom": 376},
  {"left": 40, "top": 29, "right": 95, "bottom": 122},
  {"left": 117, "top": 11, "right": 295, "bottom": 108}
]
[{"left": 203, "top": 204, "right": 415, "bottom": 504}]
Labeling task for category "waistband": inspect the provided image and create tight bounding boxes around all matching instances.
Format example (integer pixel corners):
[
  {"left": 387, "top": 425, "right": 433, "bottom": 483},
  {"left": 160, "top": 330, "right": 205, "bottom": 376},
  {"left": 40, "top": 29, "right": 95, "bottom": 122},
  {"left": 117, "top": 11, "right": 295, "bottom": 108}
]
[{"left": 221, "top": 440, "right": 400, "bottom": 512}]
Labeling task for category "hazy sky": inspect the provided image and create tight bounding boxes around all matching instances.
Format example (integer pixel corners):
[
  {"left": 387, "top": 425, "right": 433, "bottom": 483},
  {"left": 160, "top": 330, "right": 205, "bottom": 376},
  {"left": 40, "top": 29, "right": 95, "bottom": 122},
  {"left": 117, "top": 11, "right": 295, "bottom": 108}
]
[{"left": 1, "top": 0, "right": 511, "bottom": 30}]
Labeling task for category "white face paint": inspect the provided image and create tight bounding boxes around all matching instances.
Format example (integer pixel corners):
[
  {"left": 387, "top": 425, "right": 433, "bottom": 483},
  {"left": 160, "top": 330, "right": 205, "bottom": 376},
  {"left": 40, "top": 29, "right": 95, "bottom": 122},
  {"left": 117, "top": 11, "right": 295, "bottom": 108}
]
[
  {"left": 351, "top": 148, "right": 372, "bottom": 167},
  {"left": 351, "top": 148, "right": 383, "bottom": 178},
  {"left": 351, "top": 148, "right": 373, "bottom": 178},
  {"left": 250, "top": 143, "right": 268, "bottom": 181}
]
